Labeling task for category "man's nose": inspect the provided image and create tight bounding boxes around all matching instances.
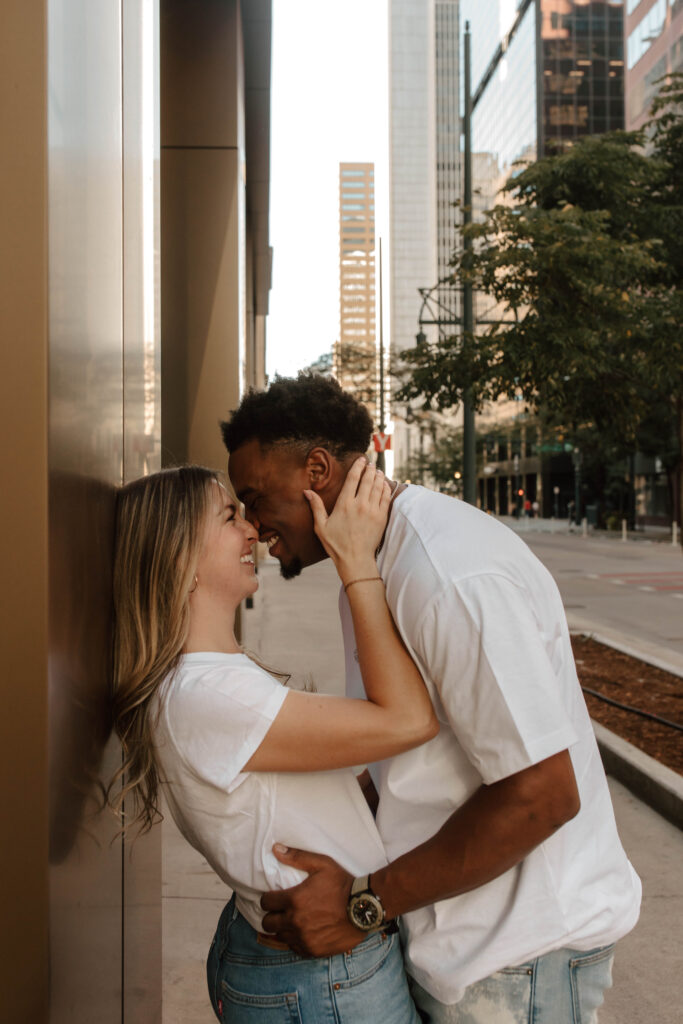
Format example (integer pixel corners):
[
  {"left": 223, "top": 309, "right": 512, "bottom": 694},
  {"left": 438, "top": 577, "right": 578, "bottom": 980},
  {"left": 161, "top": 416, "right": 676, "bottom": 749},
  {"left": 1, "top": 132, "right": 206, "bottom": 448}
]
[{"left": 237, "top": 513, "right": 259, "bottom": 542}]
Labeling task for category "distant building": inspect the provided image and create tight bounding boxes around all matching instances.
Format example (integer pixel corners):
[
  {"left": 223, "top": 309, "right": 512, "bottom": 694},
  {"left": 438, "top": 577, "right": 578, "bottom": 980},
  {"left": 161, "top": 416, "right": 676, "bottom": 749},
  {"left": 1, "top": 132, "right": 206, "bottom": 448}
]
[
  {"left": 625, "top": 0, "right": 683, "bottom": 131},
  {"left": 467, "top": 0, "right": 626, "bottom": 225},
  {"left": 389, "top": 0, "right": 461, "bottom": 474},
  {"left": 462, "top": 0, "right": 627, "bottom": 516},
  {"left": 333, "top": 162, "right": 378, "bottom": 420}
]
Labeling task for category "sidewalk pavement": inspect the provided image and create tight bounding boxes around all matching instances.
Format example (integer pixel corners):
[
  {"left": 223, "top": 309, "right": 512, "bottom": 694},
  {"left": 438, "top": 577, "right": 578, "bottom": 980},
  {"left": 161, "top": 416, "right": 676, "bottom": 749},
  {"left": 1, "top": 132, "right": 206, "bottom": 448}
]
[
  {"left": 162, "top": 554, "right": 683, "bottom": 1023},
  {"left": 497, "top": 515, "right": 677, "bottom": 545}
]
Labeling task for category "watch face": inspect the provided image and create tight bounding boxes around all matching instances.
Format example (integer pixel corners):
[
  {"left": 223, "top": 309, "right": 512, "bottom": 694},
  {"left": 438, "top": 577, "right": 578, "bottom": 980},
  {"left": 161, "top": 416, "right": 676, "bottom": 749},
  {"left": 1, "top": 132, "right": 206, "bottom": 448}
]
[{"left": 351, "top": 895, "right": 383, "bottom": 930}]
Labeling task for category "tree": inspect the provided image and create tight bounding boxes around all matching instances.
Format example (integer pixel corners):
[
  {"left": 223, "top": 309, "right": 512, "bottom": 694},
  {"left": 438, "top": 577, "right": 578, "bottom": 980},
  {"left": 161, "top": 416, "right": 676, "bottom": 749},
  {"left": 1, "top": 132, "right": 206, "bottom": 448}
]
[
  {"left": 396, "top": 76, "right": 683, "bottom": 532},
  {"left": 333, "top": 340, "right": 378, "bottom": 419},
  {"left": 398, "top": 423, "right": 467, "bottom": 493}
]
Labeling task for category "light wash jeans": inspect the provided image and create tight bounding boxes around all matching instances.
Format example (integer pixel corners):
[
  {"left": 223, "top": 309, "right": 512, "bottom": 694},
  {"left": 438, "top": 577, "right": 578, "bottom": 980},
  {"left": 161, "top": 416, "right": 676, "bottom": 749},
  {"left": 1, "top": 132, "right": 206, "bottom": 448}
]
[
  {"left": 410, "top": 944, "right": 616, "bottom": 1024},
  {"left": 207, "top": 894, "right": 420, "bottom": 1023}
]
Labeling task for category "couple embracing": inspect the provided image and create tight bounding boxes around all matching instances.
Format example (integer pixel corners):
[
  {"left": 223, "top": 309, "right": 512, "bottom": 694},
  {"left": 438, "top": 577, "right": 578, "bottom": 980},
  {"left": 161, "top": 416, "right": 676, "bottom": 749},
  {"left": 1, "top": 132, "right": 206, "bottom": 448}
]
[{"left": 112, "top": 373, "right": 640, "bottom": 1023}]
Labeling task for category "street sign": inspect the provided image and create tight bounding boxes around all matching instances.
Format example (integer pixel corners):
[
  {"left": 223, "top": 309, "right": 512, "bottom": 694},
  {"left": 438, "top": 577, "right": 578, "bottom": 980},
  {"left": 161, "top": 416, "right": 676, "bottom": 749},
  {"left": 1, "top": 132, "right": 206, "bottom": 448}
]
[{"left": 373, "top": 433, "right": 391, "bottom": 452}]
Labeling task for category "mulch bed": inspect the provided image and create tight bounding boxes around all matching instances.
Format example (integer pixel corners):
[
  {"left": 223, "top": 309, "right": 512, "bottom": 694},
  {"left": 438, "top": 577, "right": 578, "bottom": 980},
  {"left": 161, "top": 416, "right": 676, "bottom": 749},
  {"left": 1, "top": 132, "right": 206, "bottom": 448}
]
[{"left": 571, "top": 635, "right": 683, "bottom": 775}]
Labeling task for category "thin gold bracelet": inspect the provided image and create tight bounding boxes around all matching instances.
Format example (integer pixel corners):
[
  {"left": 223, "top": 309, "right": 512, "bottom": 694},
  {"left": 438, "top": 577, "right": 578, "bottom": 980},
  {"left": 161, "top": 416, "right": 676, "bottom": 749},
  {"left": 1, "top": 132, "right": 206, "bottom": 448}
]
[{"left": 344, "top": 576, "right": 383, "bottom": 594}]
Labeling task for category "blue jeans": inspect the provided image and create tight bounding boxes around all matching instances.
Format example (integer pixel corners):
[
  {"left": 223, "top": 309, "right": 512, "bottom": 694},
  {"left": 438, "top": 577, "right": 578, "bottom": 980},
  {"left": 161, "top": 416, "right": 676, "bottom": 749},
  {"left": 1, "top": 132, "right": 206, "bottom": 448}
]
[
  {"left": 207, "top": 895, "right": 420, "bottom": 1023},
  {"left": 410, "top": 944, "right": 615, "bottom": 1024}
]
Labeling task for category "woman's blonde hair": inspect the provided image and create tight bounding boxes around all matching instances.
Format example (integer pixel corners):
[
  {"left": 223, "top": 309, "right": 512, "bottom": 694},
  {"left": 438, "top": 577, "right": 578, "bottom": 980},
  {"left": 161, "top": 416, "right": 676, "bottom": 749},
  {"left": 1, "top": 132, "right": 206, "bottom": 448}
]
[{"left": 110, "top": 465, "right": 219, "bottom": 833}]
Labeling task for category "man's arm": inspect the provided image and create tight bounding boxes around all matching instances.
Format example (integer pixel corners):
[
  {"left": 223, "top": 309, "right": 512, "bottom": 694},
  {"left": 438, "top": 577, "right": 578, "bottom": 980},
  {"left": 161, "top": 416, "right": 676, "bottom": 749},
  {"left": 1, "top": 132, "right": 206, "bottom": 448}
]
[{"left": 260, "top": 748, "right": 580, "bottom": 956}]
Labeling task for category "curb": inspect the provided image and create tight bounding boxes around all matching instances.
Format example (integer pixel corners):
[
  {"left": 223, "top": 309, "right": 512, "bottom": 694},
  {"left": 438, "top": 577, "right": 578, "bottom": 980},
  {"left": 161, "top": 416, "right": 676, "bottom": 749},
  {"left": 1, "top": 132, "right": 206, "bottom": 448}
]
[
  {"left": 592, "top": 720, "right": 683, "bottom": 830},
  {"left": 567, "top": 614, "right": 683, "bottom": 680},
  {"left": 569, "top": 623, "right": 683, "bottom": 830}
]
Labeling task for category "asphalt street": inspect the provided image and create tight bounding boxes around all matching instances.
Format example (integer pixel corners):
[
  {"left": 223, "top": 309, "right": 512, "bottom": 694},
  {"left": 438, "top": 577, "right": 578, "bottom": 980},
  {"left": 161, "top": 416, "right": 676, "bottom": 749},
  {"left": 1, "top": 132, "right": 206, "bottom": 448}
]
[{"left": 501, "top": 519, "right": 683, "bottom": 672}]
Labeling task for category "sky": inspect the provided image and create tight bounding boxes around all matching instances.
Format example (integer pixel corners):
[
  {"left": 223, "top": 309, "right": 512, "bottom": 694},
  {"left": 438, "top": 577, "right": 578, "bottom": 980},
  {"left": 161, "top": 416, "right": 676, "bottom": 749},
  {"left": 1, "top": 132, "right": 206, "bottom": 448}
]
[{"left": 266, "top": 0, "right": 390, "bottom": 380}]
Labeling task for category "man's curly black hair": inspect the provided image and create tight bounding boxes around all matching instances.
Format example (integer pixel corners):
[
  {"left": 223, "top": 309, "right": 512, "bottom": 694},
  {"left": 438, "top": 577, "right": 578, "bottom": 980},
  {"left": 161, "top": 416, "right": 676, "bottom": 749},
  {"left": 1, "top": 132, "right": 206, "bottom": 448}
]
[{"left": 221, "top": 372, "right": 373, "bottom": 459}]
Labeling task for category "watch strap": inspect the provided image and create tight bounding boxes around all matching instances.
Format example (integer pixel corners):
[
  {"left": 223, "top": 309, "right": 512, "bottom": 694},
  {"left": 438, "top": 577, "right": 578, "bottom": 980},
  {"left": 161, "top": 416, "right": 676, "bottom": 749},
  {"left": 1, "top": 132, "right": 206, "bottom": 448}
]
[
  {"left": 350, "top": 874, "right": 371, "bottom": 898},
  {"left": 347, "top": 873, "right": 387, "bottom": 931}
]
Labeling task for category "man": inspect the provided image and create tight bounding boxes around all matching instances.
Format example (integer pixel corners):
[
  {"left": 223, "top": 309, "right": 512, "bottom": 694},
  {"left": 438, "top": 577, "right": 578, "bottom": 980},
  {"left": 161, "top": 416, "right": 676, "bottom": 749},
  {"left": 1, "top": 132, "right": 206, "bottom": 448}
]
[{"left": 223, "top": 373, "right": 640, "bottom": 1023}]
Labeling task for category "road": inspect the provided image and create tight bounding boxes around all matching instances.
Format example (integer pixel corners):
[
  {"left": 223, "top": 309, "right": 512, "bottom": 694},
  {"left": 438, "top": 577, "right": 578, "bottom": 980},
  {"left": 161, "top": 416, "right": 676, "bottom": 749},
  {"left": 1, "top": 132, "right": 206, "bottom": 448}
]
[{"left": 500, "top": 519, "right": 683, "bottom": 672}]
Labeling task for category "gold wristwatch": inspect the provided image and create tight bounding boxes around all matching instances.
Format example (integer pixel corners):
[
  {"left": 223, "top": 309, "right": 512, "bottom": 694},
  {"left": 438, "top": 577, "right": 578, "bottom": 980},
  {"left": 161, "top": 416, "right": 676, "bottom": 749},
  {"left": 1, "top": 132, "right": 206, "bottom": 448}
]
[{"left": 346, "top": 874, "right": 386, "bottom": 932}]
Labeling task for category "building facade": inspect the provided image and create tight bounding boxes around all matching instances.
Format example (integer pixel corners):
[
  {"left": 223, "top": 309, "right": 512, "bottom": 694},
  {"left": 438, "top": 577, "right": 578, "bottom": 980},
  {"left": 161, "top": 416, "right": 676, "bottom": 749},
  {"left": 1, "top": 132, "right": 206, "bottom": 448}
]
[
  {"left": 468, "top": 0, "right": 626, "bottom": 235},
  {"left": 1, "top": 1, "right": 271, "bottom": 1019},
  {"left": 389, "top": 0, "right": 461, "bottom": 474},
  {"left": 625, "top": 0, "right": 683, "bottom": 130},
  {"left": 462, "top": 0, "right": 627, "bottom": 516},
  {"left": 333, "top": 163, "right": 377, "bottom": 418}
]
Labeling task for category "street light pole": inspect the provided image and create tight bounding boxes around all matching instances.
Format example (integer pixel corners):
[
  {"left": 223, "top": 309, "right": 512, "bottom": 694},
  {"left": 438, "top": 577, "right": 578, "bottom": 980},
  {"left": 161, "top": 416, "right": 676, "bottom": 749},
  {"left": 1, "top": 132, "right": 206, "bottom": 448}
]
[
  {"left": 462, "top": 21, "right": 476, "bottom": 505},
  {"left": 377, "top": 237, "right": 386, "bottom": 472},
  {"left": 572, "top": 447, "right": 582, "bottom": 526}
]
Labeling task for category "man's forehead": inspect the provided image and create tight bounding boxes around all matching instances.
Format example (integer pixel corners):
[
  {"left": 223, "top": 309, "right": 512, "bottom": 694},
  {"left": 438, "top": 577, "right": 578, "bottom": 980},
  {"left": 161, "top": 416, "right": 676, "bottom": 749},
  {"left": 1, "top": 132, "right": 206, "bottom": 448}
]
[{"left": 229, "top": 440, "right": 295, "bottom": 498}]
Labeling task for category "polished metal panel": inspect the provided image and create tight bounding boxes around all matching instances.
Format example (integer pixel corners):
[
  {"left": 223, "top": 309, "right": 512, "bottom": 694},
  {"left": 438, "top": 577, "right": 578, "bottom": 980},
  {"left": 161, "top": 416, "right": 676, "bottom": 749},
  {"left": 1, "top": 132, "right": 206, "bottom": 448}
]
[
  {"left": 0, "top": 3, "right": 50, "bottom": 1018},
  {"left": 47, "top": 0, "right": 161, "bottom": 1020},
  {"left": 122, "top": 0, "right": 162, "bottom": 1017},
  {"left": 123, "top": 0, "right": 161, "bottom": 484},
  {"left": 48, "top": 1, "right": 124, "bottom": 1019}
]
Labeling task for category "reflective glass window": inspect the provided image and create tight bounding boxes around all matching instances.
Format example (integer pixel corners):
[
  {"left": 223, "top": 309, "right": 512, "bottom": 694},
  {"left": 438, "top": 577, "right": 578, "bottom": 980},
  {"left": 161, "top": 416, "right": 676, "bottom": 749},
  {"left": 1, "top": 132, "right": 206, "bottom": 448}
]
[{"left": 627, "top": 0, "right": 666, "bottom": 68}]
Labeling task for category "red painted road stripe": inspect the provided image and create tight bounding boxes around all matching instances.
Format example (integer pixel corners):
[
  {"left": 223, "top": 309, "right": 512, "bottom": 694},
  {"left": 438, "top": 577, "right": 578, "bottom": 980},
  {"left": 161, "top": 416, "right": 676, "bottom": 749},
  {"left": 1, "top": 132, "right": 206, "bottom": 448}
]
[{"left": 599, "top": 572, "right": 683, "bottom": 578}]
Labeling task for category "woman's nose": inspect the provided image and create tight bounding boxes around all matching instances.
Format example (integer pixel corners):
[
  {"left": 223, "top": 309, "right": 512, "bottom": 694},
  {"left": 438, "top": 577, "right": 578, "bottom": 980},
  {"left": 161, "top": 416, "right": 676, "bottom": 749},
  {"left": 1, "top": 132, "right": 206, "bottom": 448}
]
[{"left": 237, "top": 513, "right": 258, "bottom": 543}]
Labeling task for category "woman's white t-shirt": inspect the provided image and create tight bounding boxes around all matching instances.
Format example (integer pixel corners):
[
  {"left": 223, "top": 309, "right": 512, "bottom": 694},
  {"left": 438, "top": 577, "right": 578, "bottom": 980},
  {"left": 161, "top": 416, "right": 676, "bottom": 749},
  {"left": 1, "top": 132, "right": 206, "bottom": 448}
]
[{"left": 152, "top": 652, "right": 388, "bottom": 930}]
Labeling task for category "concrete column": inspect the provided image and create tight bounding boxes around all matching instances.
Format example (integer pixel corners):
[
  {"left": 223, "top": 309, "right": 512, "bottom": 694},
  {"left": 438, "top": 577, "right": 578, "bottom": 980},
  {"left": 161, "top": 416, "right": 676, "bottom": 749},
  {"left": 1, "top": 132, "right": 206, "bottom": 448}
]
[{"left": 161, "top": 0, "right": 246, "bottom": 469}]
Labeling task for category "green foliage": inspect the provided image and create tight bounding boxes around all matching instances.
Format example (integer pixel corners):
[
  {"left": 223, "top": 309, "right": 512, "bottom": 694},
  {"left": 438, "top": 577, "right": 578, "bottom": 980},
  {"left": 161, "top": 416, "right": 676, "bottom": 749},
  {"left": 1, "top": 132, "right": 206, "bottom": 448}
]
[
  {"left": 396, "top": 76, "right": 683, "bottom": 471},
  {"left": 398, "top": 425, "right": 468, "bottom": 491}
]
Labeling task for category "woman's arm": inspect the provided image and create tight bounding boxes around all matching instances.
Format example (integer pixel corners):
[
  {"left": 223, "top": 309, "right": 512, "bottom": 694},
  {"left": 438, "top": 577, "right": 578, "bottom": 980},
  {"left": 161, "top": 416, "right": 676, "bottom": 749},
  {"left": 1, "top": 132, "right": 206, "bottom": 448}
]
[{"left": 243, "top": 459, "right": 439, "bottom": 772}]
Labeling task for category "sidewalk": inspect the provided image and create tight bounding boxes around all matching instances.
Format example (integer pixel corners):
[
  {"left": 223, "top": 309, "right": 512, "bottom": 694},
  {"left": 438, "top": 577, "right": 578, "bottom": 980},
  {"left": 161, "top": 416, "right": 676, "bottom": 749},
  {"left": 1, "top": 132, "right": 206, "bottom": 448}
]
[
  {"left": 498, "top": 515, "right": 678, "bottom": 545},
  {"left": 161, "top": 556, "right": 683, "bottom": 1023}
]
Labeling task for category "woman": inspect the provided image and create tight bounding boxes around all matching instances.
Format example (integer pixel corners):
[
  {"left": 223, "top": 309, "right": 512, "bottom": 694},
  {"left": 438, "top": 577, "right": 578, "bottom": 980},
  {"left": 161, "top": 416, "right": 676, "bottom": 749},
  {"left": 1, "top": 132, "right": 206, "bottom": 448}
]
[{"left": 111, "top": 458, "right": 438, "bottom": 1023}]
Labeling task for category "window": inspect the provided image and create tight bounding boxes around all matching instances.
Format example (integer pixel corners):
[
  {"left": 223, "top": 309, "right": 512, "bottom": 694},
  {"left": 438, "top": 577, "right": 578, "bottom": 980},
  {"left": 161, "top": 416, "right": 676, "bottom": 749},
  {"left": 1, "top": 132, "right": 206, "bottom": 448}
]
[{"left": 627, "top": 0, "right": 666, "bottom": 69}]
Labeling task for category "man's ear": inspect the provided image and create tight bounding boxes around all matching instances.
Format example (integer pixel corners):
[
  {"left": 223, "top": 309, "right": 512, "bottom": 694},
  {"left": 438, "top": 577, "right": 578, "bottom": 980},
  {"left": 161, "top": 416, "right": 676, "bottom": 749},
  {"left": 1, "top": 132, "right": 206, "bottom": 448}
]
[{"left": 305, "top": 447, "right": 342, "bottom": 495}]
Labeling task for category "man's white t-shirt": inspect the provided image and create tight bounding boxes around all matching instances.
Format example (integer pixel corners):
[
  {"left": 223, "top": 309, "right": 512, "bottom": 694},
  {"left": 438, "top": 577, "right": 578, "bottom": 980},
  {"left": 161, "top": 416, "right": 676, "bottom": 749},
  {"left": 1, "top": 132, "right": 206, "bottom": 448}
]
[
  {"left": 342, "top": 487, "right": 641, "bottom": 1005},
  {"left": 152, "top": 652, "right": 388, "bottom": 931}
]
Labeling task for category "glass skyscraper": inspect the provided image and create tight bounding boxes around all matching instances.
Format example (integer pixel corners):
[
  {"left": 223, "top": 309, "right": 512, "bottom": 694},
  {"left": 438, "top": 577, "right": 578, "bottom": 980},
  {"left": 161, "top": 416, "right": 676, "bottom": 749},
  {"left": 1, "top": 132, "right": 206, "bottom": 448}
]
[
  {"left": 466, "top": 0, "right": 625, "bottom": 216},
  {"left": 461, "top": 0, "right": 626, "bottom": 515},
  {"left": 389, "top": 0, "right": 461, "bottom": 473}
]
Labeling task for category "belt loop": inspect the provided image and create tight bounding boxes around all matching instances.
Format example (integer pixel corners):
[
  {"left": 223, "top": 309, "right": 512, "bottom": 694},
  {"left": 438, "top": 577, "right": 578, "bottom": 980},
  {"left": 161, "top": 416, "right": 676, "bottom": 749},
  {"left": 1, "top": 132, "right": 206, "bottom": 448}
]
[{"left": 217, "top": 893, "right": 237, "bottom": 960}]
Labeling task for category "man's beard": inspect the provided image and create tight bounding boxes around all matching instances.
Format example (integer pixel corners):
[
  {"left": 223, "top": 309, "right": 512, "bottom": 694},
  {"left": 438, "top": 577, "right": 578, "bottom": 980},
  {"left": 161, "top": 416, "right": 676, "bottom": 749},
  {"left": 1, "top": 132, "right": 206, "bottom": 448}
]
[{"left": 279, "top": 556, "right": 303, "bottom": 581}]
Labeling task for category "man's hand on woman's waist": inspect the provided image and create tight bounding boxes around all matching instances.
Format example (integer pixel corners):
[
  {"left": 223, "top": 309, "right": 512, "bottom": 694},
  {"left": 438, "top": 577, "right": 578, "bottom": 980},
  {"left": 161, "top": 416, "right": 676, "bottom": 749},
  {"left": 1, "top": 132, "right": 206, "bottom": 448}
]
[
  {"left": 260, "top": 845, "right": 363, "bottom": 957},
  {"left": 261, "top": 750, "right": 580, "bottom": 956}
]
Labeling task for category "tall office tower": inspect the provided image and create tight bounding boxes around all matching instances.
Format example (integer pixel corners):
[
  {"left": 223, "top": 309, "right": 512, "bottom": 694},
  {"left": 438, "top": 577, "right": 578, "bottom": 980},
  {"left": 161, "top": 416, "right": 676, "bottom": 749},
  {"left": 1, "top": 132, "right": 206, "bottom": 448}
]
[
  {"left": 625, "top": 0, "right": 683, "bottom": 131},
  {"left": 389, "top": 0, "right": 461, "bottom": 472},
  {"left": 461, "top": 1, "right": 627, "bottom": 515},
  {"left": 465, "top": 0, "right": 626, "bottom": 218},
  {"left": 334, "top": 162, "right": 377, "bottom": 419}
]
